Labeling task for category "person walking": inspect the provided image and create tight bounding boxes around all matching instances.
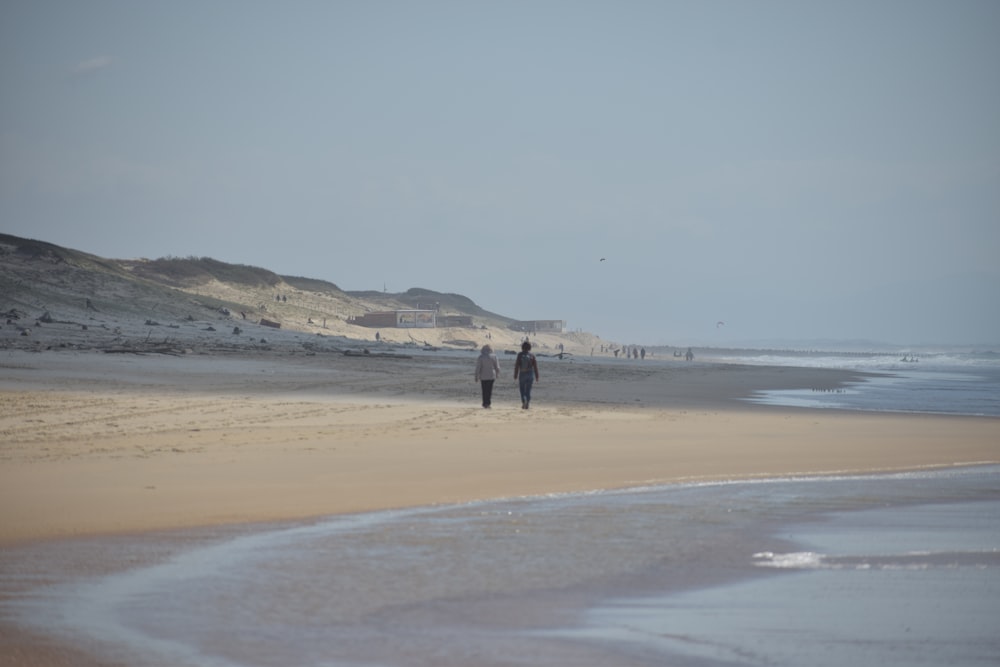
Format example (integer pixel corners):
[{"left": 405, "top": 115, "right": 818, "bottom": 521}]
[
  {"left": 514, "top": 341, "right": 540, "bottom": 409},
  {"left": 474, "top": 344, "right": 501, "bottom": 408}
]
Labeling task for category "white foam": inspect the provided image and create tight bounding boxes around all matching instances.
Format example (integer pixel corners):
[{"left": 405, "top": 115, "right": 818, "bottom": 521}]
[{"left": 753, "top": 551, "right": 826, "bottom": 569}]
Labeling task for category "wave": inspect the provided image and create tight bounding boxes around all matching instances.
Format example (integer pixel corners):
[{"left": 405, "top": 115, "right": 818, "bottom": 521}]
[
  {"left": 706, "top": 350, "right": 1000, "bottom": 372},
  {"left": 754, "top": 549, "right": 1000, "bottom": 570}
]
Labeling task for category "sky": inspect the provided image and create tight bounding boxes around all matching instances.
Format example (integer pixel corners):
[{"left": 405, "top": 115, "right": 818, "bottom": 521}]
[{"left": 2, "top": 1, "right": 998, "bottom": 346}]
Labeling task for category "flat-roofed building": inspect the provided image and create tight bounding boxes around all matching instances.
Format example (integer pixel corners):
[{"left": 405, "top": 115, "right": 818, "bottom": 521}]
[
  {"left": 509, "top": 320, "right": 564, "bottom": 333},
  {"left": 349, "top": 310, "right": 437, "bottom": 328}
]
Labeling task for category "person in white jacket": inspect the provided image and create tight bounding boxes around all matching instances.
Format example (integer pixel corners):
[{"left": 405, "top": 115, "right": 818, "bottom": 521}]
[{"left": 474, "top": 344, "right": 501, "bottom": 408}]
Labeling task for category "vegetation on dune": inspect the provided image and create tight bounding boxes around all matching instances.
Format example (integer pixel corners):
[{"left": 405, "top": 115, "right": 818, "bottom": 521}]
[
  {"left": 281, "top": 275, "right": 344, "bottom": 294},
  {"left": 345, "top": 286, "right": 509, "bottom": 322},
  {"left": 1, "top": 233, "right": 127, "bottom": 277},
  {"left": 127, "top": 257, "right": 282, "bottom": 289}
]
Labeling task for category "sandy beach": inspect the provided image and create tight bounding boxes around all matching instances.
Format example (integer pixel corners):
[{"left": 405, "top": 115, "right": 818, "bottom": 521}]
[
  {"left": 3, "top": 348, "right": 997, "bottom": 546},
  {"left": 2, "top": 344, "right": 999, "bottom": 666}
]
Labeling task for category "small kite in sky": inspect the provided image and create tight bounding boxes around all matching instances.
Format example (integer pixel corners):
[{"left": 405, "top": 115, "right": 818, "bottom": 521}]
[
  {"left": 717, "top": 321, "right": 725, "bottom": 328},
  {"left": 600, "top": 257, "right": 606, "bottom": 262}
]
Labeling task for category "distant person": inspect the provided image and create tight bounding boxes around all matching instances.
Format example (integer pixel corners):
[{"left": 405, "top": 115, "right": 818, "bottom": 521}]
[
  {"left": 474, "top": 344, "right": 501, "bottom": 409},
  {"left": 685, "top": 347, "right": 694, "bottom": 362},
  {"left": 514, "top": 341, "right": 540, "bottom": 410}
]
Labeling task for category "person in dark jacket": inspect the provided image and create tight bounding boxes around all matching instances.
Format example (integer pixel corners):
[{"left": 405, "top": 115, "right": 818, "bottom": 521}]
[{"left": 513, "top": 341, "right": 540, "bottom": 409}]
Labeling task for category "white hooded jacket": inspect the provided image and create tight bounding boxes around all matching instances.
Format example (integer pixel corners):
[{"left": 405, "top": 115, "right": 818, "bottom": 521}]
[{"left": 474, "top": 345, "right": 500, "bottom": 381}]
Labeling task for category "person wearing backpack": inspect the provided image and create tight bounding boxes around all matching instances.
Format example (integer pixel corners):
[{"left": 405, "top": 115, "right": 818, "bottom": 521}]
[
  {"left": 474, "top": 344, "right": 501, "bottom": 408},
  {"left": 514, "top": 340, "right": 540, "bottom": 409}
]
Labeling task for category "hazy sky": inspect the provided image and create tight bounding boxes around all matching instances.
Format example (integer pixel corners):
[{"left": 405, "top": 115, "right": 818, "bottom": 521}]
[{"left": 2, "top": 1, "right": 998, "bottom": 346}]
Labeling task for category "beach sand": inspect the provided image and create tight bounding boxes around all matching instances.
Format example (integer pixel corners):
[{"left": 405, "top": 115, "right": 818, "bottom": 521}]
[
  {"left": 4, "top": 348, "right": 997, "bottom": 545},
  {"left": 2, "top": 347, "right": 999, "bottom": 665}
]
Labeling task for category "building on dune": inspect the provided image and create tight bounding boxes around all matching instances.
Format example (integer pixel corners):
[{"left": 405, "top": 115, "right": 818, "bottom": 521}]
[
  {"left": 349, "top": 311, "right": 559, "bottom": 332},
  {"left": 348, "top": 310, "right": 436, "bottom": 329},
  {"left": 436, "top": 314, "right": 473, "bottom": 328},
  {"left": 508, "top": 320, "right": 564, "bottom": 334}
]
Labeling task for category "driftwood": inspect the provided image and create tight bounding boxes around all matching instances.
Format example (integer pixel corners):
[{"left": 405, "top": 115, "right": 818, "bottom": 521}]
[
  {"left": 443, "top": 339, "right": 477, "bottom": 347},
  {"left": 343, "top": 350, "right": 412, "bottom": 359},
  {"left": 102, "top": 345, "right": 185, "bottom": 356}
]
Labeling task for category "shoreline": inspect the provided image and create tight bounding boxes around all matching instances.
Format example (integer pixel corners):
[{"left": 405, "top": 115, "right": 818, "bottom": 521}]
[{"left": 3, "top": 470, "right": 998, "bottom": 667}]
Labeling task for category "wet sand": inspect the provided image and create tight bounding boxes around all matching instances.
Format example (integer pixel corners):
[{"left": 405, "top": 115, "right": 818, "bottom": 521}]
[{"left": 2, "top": 348, "right": 999, "bottom": 665}]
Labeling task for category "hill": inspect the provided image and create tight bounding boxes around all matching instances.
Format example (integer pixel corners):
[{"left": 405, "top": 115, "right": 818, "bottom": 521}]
[{"left": 0, "top": 233, "right": 607, "bottom": 355}]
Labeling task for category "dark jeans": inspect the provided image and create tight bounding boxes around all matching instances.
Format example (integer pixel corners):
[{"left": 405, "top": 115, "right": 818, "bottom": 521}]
[
  {"left": 480, "top": 379, "right": 495, "bottom": 407},
  {"left": 518, "top": 373, "right": 534, "bottom": 406}
]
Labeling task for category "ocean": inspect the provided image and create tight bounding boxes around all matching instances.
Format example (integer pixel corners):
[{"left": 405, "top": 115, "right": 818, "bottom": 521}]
[
  {"left": 3, "top": 349, "right": 999, "bottom": 666},
  {"left": 708, "top": 348, "right": 1000, "bottom": 416}
]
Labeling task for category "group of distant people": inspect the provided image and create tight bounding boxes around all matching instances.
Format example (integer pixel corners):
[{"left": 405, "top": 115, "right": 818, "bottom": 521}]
[
  {"left": 616, "top": 346, "right": 646, "bottom": 359},
  {"left": 474, "top": 341, "right": 539, "bottom": 410},
  {"left": 597, "top": 344, "right": 648, "bottom": 360}
]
